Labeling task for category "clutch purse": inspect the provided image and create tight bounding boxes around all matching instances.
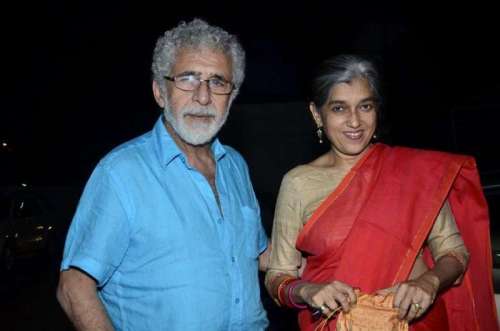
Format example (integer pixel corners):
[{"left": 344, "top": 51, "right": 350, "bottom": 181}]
[{"left": 336, "top": 291, "right": 408, "bottom": 331}]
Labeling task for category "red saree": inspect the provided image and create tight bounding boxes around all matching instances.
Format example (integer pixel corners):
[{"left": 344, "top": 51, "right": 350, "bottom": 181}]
[{"left": 296, "top": 144, "right": 498, "bottom": 331}]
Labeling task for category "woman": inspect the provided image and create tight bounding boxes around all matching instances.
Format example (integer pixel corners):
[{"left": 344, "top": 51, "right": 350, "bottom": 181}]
[{"left": 265, "top": 55, "right": 498, "bottom": 330}]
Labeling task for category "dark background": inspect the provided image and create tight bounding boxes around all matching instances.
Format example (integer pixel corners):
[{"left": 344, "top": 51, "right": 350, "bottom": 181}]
[
  {"left": 1, "top": 1, "right": 500, "bottom": 330},
  {"left": 2, "top": 2, "right": 500, "bottom": 187}
]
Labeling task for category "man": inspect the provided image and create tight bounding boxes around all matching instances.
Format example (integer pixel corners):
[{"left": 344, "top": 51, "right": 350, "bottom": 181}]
[{"left": 57, "top": 19, "right": 270, "bottom": 331}]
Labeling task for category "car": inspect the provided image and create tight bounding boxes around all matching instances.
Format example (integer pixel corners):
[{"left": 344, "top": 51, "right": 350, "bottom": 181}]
[{"left": 0, "top": 185, "right": 58, "bottom": 272}]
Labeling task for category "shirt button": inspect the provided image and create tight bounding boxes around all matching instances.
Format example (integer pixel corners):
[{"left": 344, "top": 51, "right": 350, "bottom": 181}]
[
  {"left": 231, "top": 256, "right": 236, "bottom": 263},
  {"left": 235, "top": 298, "right": 240, "bottom": 304}
]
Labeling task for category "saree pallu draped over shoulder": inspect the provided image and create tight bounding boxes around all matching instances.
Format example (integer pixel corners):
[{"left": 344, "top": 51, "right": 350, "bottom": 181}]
[{"left": 296, "top": 144, "right": 499, "bottom": 331}]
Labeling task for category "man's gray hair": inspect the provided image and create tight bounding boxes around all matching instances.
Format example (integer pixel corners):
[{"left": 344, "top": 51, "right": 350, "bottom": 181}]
[{"left": 152, "top": 18, "right": 245, "bottom": 97}]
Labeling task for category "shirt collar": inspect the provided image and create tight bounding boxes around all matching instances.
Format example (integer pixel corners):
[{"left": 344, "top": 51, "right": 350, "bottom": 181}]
[{"left": 153, "top": 115, "right": 227, "bottom": 168}]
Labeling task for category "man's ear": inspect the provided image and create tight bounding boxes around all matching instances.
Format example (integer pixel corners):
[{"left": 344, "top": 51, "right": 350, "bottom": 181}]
[
  {"left": 152, "top": 80, "right": 166, "bottom": 108},
  {"left": 308, "top": 102, "right": 323, "bottom": 127}
]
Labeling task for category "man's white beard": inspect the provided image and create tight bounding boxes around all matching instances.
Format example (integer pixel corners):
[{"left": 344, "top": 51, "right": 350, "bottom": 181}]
[{"left": 163, "top": 102, "right": 229, "bottom": 146}]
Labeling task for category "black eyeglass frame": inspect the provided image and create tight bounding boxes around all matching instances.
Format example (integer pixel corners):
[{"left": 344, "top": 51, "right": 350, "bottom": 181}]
[{"left": 164, "top": 75, "right": 236, "bottom": 95}]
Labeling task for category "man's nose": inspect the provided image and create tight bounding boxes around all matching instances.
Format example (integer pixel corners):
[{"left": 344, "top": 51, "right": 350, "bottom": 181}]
[{"left": 192, "top": 81, "right": 211, "bottom": 105}]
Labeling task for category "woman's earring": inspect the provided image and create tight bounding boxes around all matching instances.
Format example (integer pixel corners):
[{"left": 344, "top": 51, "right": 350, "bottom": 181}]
[
  {"left": 372, "top": 133, "right": 378, "bottom": 140},
  {"left": 316, "top": 127, "right": 324, "bottom": 144}
]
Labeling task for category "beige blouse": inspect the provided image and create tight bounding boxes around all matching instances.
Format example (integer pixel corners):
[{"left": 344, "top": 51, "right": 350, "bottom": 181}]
[{"left": 266, "top": 164, "right": 469, "bottom": 287}]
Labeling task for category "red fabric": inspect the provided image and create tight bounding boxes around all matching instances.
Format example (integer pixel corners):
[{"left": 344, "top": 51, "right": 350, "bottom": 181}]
[{"left": 295, "top": 144, "right": 498, "bottom": 331}]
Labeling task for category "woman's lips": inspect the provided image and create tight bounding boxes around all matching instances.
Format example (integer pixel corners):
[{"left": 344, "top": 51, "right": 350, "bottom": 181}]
[{"left": 343, "top": 131, "right": 363, "bottom": 140}]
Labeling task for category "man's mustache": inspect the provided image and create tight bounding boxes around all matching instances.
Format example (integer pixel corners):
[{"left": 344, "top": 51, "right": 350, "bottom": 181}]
[{"left": 181, "top": 107, "right": 217, "bottom": 118}]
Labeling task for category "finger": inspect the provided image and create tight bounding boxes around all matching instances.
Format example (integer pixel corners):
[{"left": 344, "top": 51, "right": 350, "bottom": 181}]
[
  {"left": 331, "top": 281, "right": 357, "bottom": 307},
  {"left": 338, "top": 295, "right": 351, "bottom": 312},
  {"left": 347, "top": 287, "right": 357, "bottom": 305},
  {"left": 415, "top": 304, "right": 425, "bottom": 319},
  {"left": 310, "top": 294, "right": 325, "bottom": 310},
  {"left": 398, "top": 302, "right": 410, "bottom": 320},
  {"left": 317, "top": 304, "right": 328, "bottom": 316},
  {"left": 393, "top": 283, "right": 408, "bottom": 308},
  {"left": 376, "top": 288, "right": 391, "bottom": 296},
  {"left": 415, "top": 296, "right": 432, "bottom": 320},
  {"left": 323, "top": 302, "right": 339, "bottom": 316},
  {"left": 312, "top": 302, "right": 337, "bottom": 318},
  {"left": 406, "top": 303, "right": 419, "bottom": 321},
  {"left": 376, "top": 284, "right": 398, "bottom": 296},
  {"left": 420, "top": 296, "right": 432, "bottom": 312},
  {"left": 323, "top": 289, "right": 348, "bottom": 312},
  {"left": 310, "top": 285, "right": 333, "bottom": 307},
  {"left": 412, "top": 291, "right": 424, "bottom": 309},
  {"left": 312, "top": 290, "right": 337, "bottom": 315},
  {"left": 398, "top": 288, "right": 416, "bottom": 320},
  {"left": 420, "top": 287, "right": 435, "bottom": 307}
]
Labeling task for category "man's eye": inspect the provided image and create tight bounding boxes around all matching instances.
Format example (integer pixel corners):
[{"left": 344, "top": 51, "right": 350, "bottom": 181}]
[
  {"left": 177, "top": 75, "right": 195, "bottom": 82},
  {"left": 209, "top": 78, "right": 226, "bottom": 87},
  {"left": 331, "top": 106, "right": 344, "bottom": 112}
]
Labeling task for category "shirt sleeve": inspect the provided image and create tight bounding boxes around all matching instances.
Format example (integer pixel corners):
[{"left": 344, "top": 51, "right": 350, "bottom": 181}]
[
  {"left": 250, "top": 178, "right": 268, "bottom": 254},
  {"left": 258, "top": 217, "right": 268, "bottom": 254},
  {"left": 252, "top": 200, "right": 268, "bottom": 254},
  {"left": 238, "top": 153, "right": 268, "bottom": 254},
  {"left": 266, "top": 174, "right": 304, "bottom": 285},
  {"left": 60, "top": 163, "right": 132, "bottom": 286},
  {"left": 427, "top": 200, "right": 470, "bottom": 268}
]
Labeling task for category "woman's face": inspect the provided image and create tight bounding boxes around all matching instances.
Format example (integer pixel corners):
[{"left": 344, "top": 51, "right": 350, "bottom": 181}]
[{"left": 311, "top": 77, "right": 377, "bottom": 159}]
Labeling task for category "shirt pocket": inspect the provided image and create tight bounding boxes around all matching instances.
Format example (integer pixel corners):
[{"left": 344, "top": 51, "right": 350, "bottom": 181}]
[{"left": 241, "top": 206, "right": 262, "bottom": 259}]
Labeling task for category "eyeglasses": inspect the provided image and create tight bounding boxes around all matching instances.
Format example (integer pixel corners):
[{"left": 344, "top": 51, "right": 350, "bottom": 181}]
[{"left": 164, "top": 74, "right": 235, "bottom": 95}]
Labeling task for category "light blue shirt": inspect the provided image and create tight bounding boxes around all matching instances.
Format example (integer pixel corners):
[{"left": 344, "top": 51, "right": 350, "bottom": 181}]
[{"left": 61, "top": 116, "right": 269, "bottom": 331}]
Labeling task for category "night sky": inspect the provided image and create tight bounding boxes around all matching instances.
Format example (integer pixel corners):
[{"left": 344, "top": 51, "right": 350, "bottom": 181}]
[{"left": 2, "top": 1, "right": 500, "bottom": 187}]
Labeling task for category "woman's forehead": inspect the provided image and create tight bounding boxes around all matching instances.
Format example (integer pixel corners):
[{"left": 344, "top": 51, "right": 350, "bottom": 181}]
[{"left": 328, "top": 78, "right": 374, "bottom": 101}]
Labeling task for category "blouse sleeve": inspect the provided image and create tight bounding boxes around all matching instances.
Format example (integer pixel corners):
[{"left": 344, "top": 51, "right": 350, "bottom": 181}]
[
  {"left": 265, "top": 173, "right": 304, "bottom": 289},
  {"left": 427, "top": 200, "right": 470, "bottom": 276}
]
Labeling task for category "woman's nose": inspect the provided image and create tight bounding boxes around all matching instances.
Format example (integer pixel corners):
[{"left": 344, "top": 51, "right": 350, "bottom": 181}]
[{"left": 347, "top": 110, "right": 360, "bottom": 128}]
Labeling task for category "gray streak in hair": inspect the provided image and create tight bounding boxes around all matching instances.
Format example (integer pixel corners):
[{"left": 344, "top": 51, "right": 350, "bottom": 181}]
[
  {"left": 311, "top": 54, "right": 385, "bottom": 139},
  {"left": 311, "top": 54, "right": 382, "bottom": 109}
]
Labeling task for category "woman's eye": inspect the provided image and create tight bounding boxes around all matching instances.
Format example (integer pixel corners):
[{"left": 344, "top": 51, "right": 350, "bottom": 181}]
[
  {"left": 331, "top": 106, "right": 344, "bottom": 112},
  {"left": 359, "top": 104, "right": 374, "bottom": 111}
]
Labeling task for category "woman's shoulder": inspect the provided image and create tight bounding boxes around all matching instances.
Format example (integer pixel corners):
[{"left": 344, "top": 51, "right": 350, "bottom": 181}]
[
  {"left": 284, "top": 164, "right": 322, "bottom": 179},
  {"left": 388, "top": 144, "right": 472, "bottom": 163},
  {"left": 282, "top": 162, "right": 338, "bottom": 187}
]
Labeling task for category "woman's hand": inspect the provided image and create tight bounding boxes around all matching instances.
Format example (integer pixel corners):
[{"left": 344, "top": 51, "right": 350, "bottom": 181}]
[
  {"left": 378, "top": 271, "right": 440, "bottom": 322},
  {"left": 296, "top": 280, "right": 357, "bottom": 316}
]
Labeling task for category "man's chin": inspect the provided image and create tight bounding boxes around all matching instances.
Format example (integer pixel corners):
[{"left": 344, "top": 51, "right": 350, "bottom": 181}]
[
  {"left": 178, "top": 129, "right": 217, "bottom": 146},
  {"left": 183, "top": 137, "right": 214, "bottom": 147}
]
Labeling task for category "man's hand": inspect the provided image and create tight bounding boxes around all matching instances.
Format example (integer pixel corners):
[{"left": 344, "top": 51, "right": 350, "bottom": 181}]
[{"left": 259, "top": 240, "right": 271, "bottom": 272}]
